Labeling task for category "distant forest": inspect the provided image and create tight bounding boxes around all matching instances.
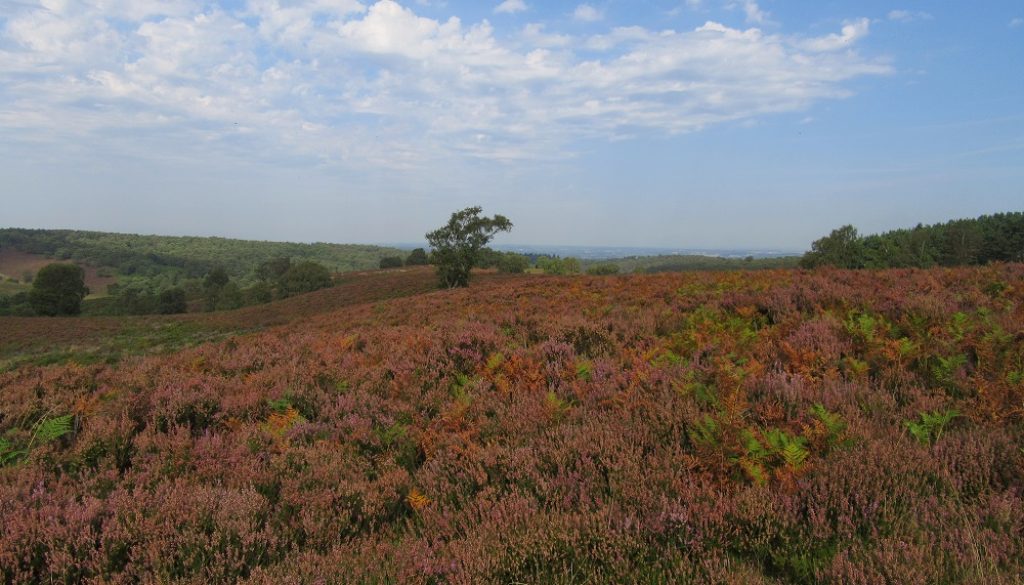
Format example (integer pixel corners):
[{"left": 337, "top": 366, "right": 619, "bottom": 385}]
[
  {"left": 0, "top": 228, "right": 404, "bottom": 285},
  {"left": 583, "top": 254, "right": 800, "bottom": 274},
  {"left": 801, "top": 212, "right": 1024, "bottom": 269}
]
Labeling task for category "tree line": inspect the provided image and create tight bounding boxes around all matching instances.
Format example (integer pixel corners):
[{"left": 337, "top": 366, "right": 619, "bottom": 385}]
[
  {"left": 0, "top": 257, "right": 338, "bottom": 317},
  {"left": 801, "top": 212, "right": 1024, "bottom": 269}
]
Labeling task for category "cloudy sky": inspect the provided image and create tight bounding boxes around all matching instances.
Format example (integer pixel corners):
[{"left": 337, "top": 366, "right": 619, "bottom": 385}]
[{"left": 1, "top": 0, "right": 1022, "bottom": 250}]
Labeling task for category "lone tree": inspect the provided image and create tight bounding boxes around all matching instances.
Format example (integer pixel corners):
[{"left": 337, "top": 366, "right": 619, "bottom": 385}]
[
  {"left": 426, "top": 207, "right": 512, "bottom": 288},
  {"left": 29, "top": 263, "right": 89, "bottom": 316}
]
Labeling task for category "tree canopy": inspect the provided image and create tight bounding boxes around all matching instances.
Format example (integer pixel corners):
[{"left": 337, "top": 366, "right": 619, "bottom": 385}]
[
  {"left": 279, "top": 261, "right": 333, "bottom": 297},
  {"left": 426, "top": 207, "right": 512, "bottom": 288},
  {"left": 29, "top": 263, "right": 89, "bottom": 316},
  {"left": 800, "top": 225, "right": 864, "bottom": 269},
  {"left": 405, "top": 248, "right": 429, "bottom": 266},
  {"left": 379, "top": 256, "right": 404, "bottom": 270},
  {"left": 801, "top": 212, "right": 1024, "bottom": 269}
]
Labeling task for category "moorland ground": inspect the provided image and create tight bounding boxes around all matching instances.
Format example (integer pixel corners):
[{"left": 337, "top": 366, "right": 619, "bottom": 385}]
[{"left": 1, "top": 265, "right": 1023, "bottom": 583}]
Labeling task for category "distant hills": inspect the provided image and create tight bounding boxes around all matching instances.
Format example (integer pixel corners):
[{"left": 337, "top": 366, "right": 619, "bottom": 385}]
[{"left": 0, "top": 228, "right": 405, "bottom": 286}]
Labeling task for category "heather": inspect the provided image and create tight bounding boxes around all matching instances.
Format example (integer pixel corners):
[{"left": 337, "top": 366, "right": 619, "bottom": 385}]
[
  {"left": 0, "top": 267, "right": 452, "bottom": 370},
  {"left": 1, "top": 265, "right": 1023, "bottom": 583}
]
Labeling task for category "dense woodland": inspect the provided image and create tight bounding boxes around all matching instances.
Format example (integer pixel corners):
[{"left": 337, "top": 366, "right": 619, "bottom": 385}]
[
  {"left": 0, "top": 229, "right": 403, "bottom": 284},
  {"left": 801, "top": 212, "right": 1024, "bottom": 269}
]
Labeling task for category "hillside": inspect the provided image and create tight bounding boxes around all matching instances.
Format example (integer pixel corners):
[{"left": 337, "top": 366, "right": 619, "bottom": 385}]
[
  {"left": 0, "top": 266, "right": 496, "bottom": 369},
  {"left": 0, "top": 247, "right": 117, "bottom": 298},
  {"left": 0, "top": 228, "right": 406, "bottom": 284},
  {"left": 1, "top": 265, "right": 1023, "bottom": 583}
]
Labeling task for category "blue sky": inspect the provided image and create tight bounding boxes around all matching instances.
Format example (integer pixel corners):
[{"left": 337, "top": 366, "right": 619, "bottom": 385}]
[{"left": 1, "top": 0, "right": 1021, "bottom": 250}]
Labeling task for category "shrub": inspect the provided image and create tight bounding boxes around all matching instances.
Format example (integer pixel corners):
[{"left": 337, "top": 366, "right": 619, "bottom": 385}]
[
  {"left": 405, "top": 248, "right": 429, "bottom": 266},
  {"left": 379, "top": 256, "right": 404, "bottom": 269},
  {"left": 157, "top": 287, "right": 188, "bottom": 314},
  {"left": 279, "top": 261, "right": 332, "bottom": 297}
]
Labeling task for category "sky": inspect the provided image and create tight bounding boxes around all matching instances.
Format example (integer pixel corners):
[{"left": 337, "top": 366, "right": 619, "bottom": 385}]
[{"left": 1, "top": 0, "right": 1022, "bottom": 251}]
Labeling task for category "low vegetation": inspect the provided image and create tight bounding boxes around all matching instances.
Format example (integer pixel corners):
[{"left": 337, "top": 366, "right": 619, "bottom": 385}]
[{"left": 1, "top": 264, "right": 1021, "bottom": 583}]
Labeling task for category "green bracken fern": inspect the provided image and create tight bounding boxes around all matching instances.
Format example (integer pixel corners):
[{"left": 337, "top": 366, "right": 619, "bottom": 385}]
[
  {"left": 906, "top": 409, "right": 959, "bottom": 445},
  {"left": 0, "top": 438, "right": 26, "bottom": 466},
  {"left": 32, "top": 414, "right": 74, "bottom": 446},
  {"left": 1, "top": 413, "right": 74, "bottom": 467}
]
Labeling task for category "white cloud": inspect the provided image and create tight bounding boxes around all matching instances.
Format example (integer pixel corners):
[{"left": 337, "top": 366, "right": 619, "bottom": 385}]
[
  {"left": 1010, "top": 18, "right": 1023, "bottom": 29},
  {"left": 494, "top": 0, "right": 526, "bottom": 14},
  {"left": 742, "top": 1, "right": 767, "bottom": 25},
  {"left": 573, "top": 4, "right": 602, "bottom": 23},
  {"left": 888, "top": 10, "right": 932, "bottom": 23},
  {"left": 522, "top": 23, "right": 572, "bottom": 48},
  {"left": 0, "top": 1, "right": 890, "bottom": 167},
  {"left": 799, "top": 18, "right": 870, "bottom": 52}
]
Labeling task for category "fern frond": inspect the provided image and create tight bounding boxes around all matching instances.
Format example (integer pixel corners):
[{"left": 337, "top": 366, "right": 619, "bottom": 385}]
[
  {"left": 905, "top": 409, "right": 959, "bottom": 445},
  {"left": 690, "top": 414, "right": 719, "bottom": 447},
  {"left": 0, "top": 438, "right": 26, "bottom": 467},
  {"left": 740, "top": 429, "right": 768, "bottom": 461},
  {"left": 739, "top": 457, "right": 768, "bottom": 485},
  {"left": 810, "top": 403, "right": 847, "bottom": 446},
  {"left": 33, "top": 414, "right": 73, "bottom": 445},
  {"left": 782, "top": 441, "right": 809, "bottom": 470},
  {"left": 905, "top": 420, "right": 930, "bottom": 444},
  {"left": 764, "top": 428, "right": 788, "bottom": 453},
  {"left": 266, "top": 406, "right": 305, "bottom": 435}
]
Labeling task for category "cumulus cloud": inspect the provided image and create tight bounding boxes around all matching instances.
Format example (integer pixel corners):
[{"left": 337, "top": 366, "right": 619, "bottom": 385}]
[
  {"left": 0, "top": 0, "right": 890, "bottom": 167},
  {"left": 573, "top": 4, "right": 602, "bottom": 23},
  {"left": 799, "top": 18, "right": 871, "bottom": 52},
  {"left": 494, "top": 0, "right": 527, "bottom": 14}
]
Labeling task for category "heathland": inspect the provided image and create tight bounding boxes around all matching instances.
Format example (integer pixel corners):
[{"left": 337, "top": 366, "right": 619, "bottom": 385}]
[{"left": 1, "top": 262, "right": 1022, "bottom": 583}]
